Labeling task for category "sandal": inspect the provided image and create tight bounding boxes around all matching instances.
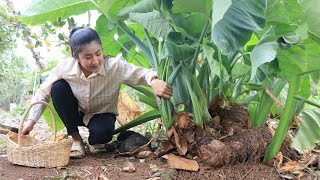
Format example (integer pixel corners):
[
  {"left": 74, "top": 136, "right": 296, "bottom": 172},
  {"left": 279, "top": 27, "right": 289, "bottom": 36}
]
[
  {"left": 88, "top": 143, "right": 107, "bottom": 154},
  {"left": 70, "top": 141, "right": 85, "bottom": 159}
]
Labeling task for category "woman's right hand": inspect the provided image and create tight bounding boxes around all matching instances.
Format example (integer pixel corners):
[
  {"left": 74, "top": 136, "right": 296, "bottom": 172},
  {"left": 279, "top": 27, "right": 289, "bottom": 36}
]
[{"left": 21, "top": 120, "right": 36, "bottom": 135}]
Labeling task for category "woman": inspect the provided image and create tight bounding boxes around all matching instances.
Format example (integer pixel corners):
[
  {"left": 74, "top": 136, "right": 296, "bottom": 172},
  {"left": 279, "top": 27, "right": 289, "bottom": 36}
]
[{"left": 21, "top": 27, "right": 172, "bottom": 158}]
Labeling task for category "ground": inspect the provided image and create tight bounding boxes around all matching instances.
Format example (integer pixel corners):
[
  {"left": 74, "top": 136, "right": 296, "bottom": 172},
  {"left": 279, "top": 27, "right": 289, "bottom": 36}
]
[
  {"left": 0, "top": 108, "right": 318, "bottom": 180},
  {"left": 0, "top": 151, "right": 283, "bottom": 180}
]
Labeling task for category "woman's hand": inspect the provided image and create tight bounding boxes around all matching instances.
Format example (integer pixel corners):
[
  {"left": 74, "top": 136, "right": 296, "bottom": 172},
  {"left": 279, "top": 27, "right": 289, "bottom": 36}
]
[
  {"left": 150, "top": 78, "right": 172, "bottom": 102},
  {"left": 21, "top": 120, "right": 36, "bottom": 135}
]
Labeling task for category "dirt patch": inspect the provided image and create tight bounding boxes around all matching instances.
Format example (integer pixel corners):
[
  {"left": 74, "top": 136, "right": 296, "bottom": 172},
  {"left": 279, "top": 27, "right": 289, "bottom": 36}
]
[{"left": 0, "top": 152, "right": 285, "bottom": 180}]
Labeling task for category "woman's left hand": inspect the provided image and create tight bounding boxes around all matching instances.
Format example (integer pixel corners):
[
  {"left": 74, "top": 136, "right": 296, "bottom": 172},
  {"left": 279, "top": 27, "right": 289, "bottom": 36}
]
[{"left": 150, "top": 78, "right": 172, "bottom": 102}]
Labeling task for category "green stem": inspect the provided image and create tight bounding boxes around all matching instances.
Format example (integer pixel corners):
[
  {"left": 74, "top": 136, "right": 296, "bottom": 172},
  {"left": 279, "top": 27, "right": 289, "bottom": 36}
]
[
  {"left": 263, "top": 76, "right": 301, "bottom": 163},
  {"left": 115, "top": 40, "right": 145, "bottom": 67},
  {"left": 144, "top": 28, "right": 158, "bottom": 69},
  {"left": 218, "top": 49, "right": 223, "bottom": 98},
  {"left": 294, "top": 95, "right": 320, "bottom": 108},
  {"left": 190, "top": 21, "right": 209, "bottom": 71}
]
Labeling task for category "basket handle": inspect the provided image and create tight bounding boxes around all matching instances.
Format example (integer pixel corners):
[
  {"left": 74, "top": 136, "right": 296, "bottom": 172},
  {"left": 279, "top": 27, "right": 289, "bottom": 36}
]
[{"left": 18, "top": 101, "right": 57, "bottom": 146}]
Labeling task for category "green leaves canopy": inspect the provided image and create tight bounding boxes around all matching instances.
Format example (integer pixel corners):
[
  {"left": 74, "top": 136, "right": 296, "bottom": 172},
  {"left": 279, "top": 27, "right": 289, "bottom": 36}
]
[
  {"left": 211, "top": 0, "right": 266, "bottom": 55},
  {"left": 20, "top": 0, "right": 99, "bottom": 25}
]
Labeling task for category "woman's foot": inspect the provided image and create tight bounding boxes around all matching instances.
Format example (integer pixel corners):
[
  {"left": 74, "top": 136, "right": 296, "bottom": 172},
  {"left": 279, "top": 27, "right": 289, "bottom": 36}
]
[{"left": 70, "top": 141, "right": 85, "bottom": 159}]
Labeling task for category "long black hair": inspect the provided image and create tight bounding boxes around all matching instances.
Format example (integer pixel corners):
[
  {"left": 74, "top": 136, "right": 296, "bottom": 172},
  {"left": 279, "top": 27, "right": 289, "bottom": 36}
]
[{"left": 69, "top": 27, "right": 102, "bottom": 59}]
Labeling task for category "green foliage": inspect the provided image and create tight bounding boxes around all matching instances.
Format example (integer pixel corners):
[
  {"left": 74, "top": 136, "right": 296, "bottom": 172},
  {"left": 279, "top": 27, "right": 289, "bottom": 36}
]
[
  {"left": 211, "top": 0, "right": 266, "bottom": 55},
  {"left": 0, "top": 54, "right": 33, "bottom": 110},
  {"left": 20, "top": 0, "right": 99, "bottom": 25},
  {"left": 42, "top": 101, "right": 65, "bottom": 132},
  {"left": 291, "top": 109, "right": 320, "bottom": 152},
  {"left": 22, "top": 0, "right": 320, "bottom": 162}
]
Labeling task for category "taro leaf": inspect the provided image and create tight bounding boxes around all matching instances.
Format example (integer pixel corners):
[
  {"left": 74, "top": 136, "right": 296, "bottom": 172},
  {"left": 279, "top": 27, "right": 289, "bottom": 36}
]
[
  {"left": 172, "top": 0, "right": 211, "bottom": 14},
  {"left": 117, "top": 0, "right": 161, "bottom": 19},
  {"left": 277, "top": 39, "right": 320, "bottom": 80},
  {"left": 231, "top": 63, "right": 251, "bottom": 80},
  {"left": 42, "top": 100, "right": 65, "bottom": 132},
  {"left": 299, "top": 0, "right": 320, "bottom": 44},
  {"left": 172, "top": 13, "right": 209, "bottom": 39},
  {"left": 20, "top": 0, "right": 98, "bottom": 25},
  {"left": 264, "top": 0, "right": 295, "bottom": 37},
  {"left": 202, "top": 45, "right": 229, "bottom": 81},
  {"left": 211, "top": 0, "right": 266, "bottom": 55},
  {"left": 161, "top": 41, "right": 196, "bottom": 62},
  {"left": 99, "top": 0, "right": 139, "bottom": 20},
  {"left": 95, "top": 14, "right": 120, "bottom": 56},
  {"left": 114, "top": 109, "right": 161, "bottom": 134},
  {"left": 250, "top": 27, "right": 277, "bottom": 80},
  {"left": 291, "top": 109, "right": 320, "bottom": 152},
  {"left": 129, "top": 10, "right": 172, "bottom": 39}
]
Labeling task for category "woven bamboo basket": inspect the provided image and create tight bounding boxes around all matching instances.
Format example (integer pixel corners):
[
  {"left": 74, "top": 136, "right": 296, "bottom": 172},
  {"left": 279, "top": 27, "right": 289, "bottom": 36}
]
[{"left": 6, "top": 101, "right": 72, "bottom": 167}]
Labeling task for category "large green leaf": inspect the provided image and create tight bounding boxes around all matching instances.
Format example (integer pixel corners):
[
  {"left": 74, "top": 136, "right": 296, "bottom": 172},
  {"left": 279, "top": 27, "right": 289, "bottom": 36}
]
[
  {"left": 113, "top": 109, "right": 161, "bottom": 134},
  {"left": 117, "top": 0, "right": 161, "bottom": 19},
  {"left": 250, "top": 27, "right": 277, "bottom": 80},
  {"left": 42, "top": 101, "right": 65, "bottom": 132},
  {"left": 211, "top": 0, "right": 266, "bottom": 55},
  {"left": 299, "top": 0, "right": 320, "bottom": 44},
  {"left": 161, "top": 40, "right": 196, "bottom": 62},
  {"left": 99, "top": 0, "right": 139, "bottom": 20},
  {"left": 129, "top": 10, "right": 172, "bottom": 39},
  {"left": 202, "top": 45, "right": 229, "bottom": 81},
  {"left": 172, "top": 0, "right": 212, "bottom": 14},
  {"left": 291, "top": 109, "right": 320, "bottom": 152},
  {"left": 172, "top": 13, "right": 209, "bottom": 39},
  {"left": 95, "top": 14, "right": 120, "bottom": 56},
  {"left": 277, "top": 39, "right": 320, "bottom": 78},
  {"left": 264, "top": 0, "right": 295, "bottom": 37},
  {"left": 20, "top": 0, "right": 98, "bottom": 25}
]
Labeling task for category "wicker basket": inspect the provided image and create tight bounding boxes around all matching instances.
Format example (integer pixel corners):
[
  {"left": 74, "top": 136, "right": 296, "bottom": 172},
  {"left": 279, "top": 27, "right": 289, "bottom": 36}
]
[{"left": 6, "top": 101, "right": 72, "bottom": 167}]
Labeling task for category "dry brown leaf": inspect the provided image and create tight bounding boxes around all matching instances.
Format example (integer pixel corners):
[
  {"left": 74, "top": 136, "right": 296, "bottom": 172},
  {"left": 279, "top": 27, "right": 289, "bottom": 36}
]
[
  {"left": 122, "top": 161, "right": 136, "bottom": 173},
  {"left": 166, "top": 126, "right": 174, "bottom": 138},
  {"left": 280, "top": 161, "right": 304, "bottom": 172},
  {"left": 96, "top": 173, "right": 109, "bottom": 180},
  {"left": 166, "top": 153, "right": 199, "bottom": 171},
  {"left": 174, "top": 112, "right": 191, "bottom": 129},
  {"left": 137, "top": 151, "right": 157, "bottom": 159},
  {"left": 275, "top": 152, "right": 283, "bottom": 169},
  {"left": 172, "top": 127, "right": 188, "bottom": 155},
  {"left": 49, "top": 134, "right": 68, "bottom": 142},
  {"left": 155, "top": 140, "right": 174, "bottom": 157},
  {"left": 117, "top": 92, "right": 145, "bottom": 125}
]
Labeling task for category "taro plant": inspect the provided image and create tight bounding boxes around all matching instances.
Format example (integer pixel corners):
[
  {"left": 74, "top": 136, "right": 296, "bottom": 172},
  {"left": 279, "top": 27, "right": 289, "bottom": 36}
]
[{"left": 20, "top": 0, "right": 320, "bottom": 163}]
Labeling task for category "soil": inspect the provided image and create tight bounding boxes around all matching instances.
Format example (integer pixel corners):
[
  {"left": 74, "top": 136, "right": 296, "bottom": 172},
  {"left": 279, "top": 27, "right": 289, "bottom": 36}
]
[
  {"left": 0, "top": 151, "right": 282, "bottom": 180},
  {"left": 0, "top": 106, "right": 318, "bottom": 180}
]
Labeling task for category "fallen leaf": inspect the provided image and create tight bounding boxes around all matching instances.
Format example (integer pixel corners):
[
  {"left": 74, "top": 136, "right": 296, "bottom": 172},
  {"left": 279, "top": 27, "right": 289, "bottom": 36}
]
[
  {"left": 122, "top": 161, "right": 136, "bottom": 173},
  {"left": 149, "top": 164, "right": 159, "bottom": 173},
  {"left": 275, "top": 152, "right": 283, "bottom": 169},
  {"left": 49, "top": 134, "right": 68, "bottom": 142},
  {"left": 166, "top": 126, "right": 174, "bottom": 138},
  {"left": 174, "top": 112, "right": 191, "bottom": 129},
  {"left": 172, "top": 127, "right": 187, "bottom": 155},
  {"left": 137, "top": 151, "right": 157, "bottom": 159},
  {"left": 96, "top": 173, "right": 109, "bottom": 180},
  {"left": 280, "top": 161, "right": 304, "bottom": 172},
  {"left": 155, "top": 140, "right": 174, "bottom": 157},
  {"left": 117, "top": 92, "right": 145, "bottom": 125},
  {"left": 166, "top": 153, "right": 199, "bottom": 171}
]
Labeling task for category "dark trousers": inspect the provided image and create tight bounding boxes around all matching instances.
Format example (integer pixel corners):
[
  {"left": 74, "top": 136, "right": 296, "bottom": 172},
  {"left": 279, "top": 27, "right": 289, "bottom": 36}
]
[{"left": 51, "top": 79, "right": 116, "bottom": 145}]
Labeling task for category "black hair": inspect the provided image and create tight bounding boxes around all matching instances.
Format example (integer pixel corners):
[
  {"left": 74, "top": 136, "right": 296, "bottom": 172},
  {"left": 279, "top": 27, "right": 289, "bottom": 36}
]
[{"left": 69, "top": 27, "right": 102, "bottom": 59}]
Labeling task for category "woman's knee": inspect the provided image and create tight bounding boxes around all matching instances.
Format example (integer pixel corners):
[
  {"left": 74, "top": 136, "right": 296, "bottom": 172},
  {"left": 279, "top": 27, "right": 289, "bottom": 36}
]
[
  {"left": 51, "top": 80, "right": 71, "bottom": 96},
  {"left": 89, "top": 129, "right": 114, "bottom": 145}
]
